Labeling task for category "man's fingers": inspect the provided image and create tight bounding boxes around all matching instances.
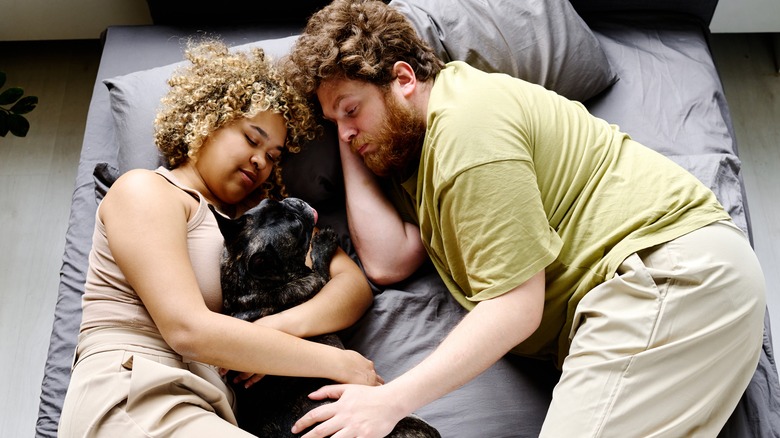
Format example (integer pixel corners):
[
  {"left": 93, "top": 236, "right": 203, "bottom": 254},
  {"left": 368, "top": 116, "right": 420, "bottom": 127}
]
[
  {"left": 293, "top": 385, "right": 351, "bottom": 436},
  {"left": 308, "top": 384, "right": 347, "bottom": 401},
  {"left": 292, "top": 404, "right": 336, "bottom": 436}
]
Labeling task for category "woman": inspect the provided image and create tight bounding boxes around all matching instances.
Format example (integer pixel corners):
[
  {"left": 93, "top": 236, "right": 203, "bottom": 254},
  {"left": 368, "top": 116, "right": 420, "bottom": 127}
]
[{"left": 58, "top": 40, "right": 379, "bottom": 437}]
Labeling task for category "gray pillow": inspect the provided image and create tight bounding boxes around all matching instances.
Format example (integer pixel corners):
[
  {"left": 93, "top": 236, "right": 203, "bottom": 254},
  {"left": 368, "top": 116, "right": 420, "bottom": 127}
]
[{"left": 389, "top": 0, "right": 618, "bottom": 102}]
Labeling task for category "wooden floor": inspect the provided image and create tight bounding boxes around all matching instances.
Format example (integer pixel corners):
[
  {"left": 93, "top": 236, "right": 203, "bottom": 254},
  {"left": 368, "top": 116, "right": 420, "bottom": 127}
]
[
  {"left": 0, "top": 40, "right": 101, "bottom": 436},
  {"left": 710, "top": 34, "right": 780, "bottom": 347},
  {"left": 0, "top": 34, "right": 778, "bottom": 436}
]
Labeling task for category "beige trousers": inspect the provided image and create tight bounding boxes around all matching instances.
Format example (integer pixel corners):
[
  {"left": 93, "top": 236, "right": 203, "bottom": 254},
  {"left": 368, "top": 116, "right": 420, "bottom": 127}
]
[
  {"left": 58, "top": 328, "right": 255, "bottom": 438},
  {"left": 540, "top": 221, "right": 766, "bottom": 437}
]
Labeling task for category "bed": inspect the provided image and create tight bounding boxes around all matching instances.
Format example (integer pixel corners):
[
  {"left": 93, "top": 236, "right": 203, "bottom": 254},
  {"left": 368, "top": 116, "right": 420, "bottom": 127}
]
[{"left": 36, "top": 0, "right": 780, "bottom": 436}]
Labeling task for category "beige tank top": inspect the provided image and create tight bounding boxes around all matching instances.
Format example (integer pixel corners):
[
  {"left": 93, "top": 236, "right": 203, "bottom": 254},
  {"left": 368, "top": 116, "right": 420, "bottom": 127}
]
[{"left": 80, "top": 167, "right": 224, "bottom": 334}]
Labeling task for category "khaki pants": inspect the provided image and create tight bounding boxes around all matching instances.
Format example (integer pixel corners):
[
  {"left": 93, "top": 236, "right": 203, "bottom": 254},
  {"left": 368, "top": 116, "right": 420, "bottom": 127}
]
[
  {"left": 540, "top": 221, "right": 766, "bottom": 437},
  {"left": 59, "top": 328, "right": 255, "bottom": 438}
]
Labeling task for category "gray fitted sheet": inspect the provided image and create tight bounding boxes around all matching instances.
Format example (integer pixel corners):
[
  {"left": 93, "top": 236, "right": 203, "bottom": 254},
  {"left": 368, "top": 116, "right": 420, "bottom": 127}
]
[{"left": 36, "top": 17, "right": 780, "bottom": 438}]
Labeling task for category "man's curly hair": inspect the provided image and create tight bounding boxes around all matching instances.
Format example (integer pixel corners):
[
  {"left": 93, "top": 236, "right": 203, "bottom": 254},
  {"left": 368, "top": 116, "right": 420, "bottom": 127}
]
[
  {"left": 154, "top": 39, "right": 318, "bottom": 200},
  {"left": 283, "top": 0, "right": 444, "bottom": 103}
]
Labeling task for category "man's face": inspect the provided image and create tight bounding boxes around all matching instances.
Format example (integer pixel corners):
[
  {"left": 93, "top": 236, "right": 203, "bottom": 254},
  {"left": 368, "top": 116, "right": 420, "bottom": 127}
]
[{"left": 317, "top": 78, "right": 426, "bottom": 177}]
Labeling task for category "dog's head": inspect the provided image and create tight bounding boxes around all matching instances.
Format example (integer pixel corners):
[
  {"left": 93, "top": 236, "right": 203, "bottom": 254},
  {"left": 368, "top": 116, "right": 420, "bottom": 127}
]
[{"left": 209, "top": 197, "right": 317, "bottom": 284}]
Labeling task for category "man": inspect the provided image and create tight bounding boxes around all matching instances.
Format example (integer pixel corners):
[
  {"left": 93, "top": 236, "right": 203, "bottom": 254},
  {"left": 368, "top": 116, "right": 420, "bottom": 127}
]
[{"left": 284, "top": 1, "right": 766, "bottom": 436}]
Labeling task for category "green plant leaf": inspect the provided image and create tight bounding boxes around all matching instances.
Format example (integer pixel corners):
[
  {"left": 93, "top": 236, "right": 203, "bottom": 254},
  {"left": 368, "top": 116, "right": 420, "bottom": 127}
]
[
  {"left": 10, "top": 95, "right": 38, "bottom": 115},
  {"left": 0, "top": 110, "right": 8, "bottom": 136},
  {"left": 0, "top": 87, "right": 24, "bottom": 105},
  {"left": 0, "top": 71, "right": 6, "bottom": 89},
  {"left": 8, "top": 113, "right": 30, "bottom": 137}
]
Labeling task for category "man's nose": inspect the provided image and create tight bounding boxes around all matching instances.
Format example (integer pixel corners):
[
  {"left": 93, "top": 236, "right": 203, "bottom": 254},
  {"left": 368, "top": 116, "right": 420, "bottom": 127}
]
[{"left": 338, "top": 123, "right": 357, "bottom": 144}]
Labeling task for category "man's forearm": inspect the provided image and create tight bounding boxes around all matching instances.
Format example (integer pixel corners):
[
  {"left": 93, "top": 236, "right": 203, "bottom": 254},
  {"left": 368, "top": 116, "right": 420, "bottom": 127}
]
[
  {"left": 339, "top": 140, "right": 427, "bottom": 284},
  {"left": 381, "top": 271, "right": 546, "bottom": 415}
]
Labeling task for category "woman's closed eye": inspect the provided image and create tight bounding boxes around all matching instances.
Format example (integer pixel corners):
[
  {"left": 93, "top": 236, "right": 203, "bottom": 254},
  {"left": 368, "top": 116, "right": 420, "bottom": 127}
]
[{"left": 267, "top": 152, "right": 281, "bottom": 163}]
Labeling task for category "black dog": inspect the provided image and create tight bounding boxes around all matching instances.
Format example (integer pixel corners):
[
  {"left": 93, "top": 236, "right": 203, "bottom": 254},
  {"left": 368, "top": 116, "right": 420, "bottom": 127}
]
[{"left": 210, "top": 198, "right": 440, "bottom": 437}]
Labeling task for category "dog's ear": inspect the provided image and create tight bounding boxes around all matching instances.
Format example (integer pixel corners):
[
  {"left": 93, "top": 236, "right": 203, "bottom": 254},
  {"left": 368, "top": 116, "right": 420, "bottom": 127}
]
[{"left": 208, "top": 204, "right": 242, "bottom": 243}]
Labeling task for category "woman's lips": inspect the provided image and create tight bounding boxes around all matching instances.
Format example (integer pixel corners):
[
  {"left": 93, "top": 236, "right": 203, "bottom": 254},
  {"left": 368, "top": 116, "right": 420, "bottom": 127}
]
[{"left": 240, "top": 169, "right": 257, "bottom": 185}]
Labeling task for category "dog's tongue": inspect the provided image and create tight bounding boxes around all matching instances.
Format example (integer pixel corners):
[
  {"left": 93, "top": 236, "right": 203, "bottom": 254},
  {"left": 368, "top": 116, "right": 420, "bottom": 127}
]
[{"left": 312, "top": 207, "right": 318, "bottom": 225}]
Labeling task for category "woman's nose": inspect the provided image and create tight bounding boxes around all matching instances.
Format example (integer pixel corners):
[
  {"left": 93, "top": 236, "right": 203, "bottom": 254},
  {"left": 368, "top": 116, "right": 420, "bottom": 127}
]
[{"left": 250, "top": 153, "right": 267, "bottom": 170}]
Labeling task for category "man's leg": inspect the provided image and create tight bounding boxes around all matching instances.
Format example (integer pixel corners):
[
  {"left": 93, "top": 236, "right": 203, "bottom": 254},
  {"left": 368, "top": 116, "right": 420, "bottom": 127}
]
[{"left": 540, "top": 222, "right": 766, "bottom": 438}]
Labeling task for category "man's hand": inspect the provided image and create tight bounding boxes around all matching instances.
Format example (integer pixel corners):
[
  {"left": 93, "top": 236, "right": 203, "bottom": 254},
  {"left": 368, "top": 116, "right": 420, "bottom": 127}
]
[
  {"left": 292, "top": 270, "right": 546, "bottom": 436},
  {"left": 292, "top": 384, "right": 405, "bottom": 438}
]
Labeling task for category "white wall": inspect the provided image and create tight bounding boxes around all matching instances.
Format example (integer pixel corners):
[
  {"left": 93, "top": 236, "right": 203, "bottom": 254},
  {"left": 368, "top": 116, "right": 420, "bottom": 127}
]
[
  {"left": 711, "top": 0, "right": 780, "bottom": 33},
  {"left": 1, "top": 0, "right": 778, "bottom": 41},
  {"left": 0, "top": 0, "right": 152, "bottom": 41}
]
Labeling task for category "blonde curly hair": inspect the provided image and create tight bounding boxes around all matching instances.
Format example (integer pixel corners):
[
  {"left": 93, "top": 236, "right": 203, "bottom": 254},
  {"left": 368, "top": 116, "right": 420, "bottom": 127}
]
[{"left": 154, "top": 39, "right": 318, "bottom": 200}]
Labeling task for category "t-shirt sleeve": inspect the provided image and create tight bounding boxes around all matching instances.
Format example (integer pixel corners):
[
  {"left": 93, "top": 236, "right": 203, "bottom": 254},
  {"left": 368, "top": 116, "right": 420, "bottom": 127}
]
[{"left": 436, "top": 159, "right": 562, "bottom": 302}]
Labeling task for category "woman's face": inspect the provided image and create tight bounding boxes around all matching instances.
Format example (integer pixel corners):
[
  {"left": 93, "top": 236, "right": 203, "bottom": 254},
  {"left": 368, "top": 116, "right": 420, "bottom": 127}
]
[{"left": 193, "top": 110, "right": 287, "bottom": 206}]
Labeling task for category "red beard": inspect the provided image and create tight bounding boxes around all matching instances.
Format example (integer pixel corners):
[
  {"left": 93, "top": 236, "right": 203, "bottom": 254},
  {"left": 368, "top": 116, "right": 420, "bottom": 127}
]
[{"left": 352, "top": 90, "right": 426, "bottom": 178}]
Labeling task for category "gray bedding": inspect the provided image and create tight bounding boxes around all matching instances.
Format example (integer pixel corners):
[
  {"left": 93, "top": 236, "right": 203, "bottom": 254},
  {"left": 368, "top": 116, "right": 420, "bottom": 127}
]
[{"left": 36, "top": 5, "right": 780, "bottom": 438}]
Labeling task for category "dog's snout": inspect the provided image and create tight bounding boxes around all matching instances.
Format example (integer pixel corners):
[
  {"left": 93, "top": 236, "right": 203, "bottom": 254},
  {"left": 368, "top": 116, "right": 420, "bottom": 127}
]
[
  {"left": 281, "top": 197, "right": 316, "bottom": 224},
  {"left": 281, "top": 197, "right": 311, "bottom": 212}
]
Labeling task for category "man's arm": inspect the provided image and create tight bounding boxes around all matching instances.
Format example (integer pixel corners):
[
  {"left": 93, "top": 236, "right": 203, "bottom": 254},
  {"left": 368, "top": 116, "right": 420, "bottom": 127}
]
[
  {"left": 339, "top": 140, "right": 428, "bottom": 285},
  {"left": 292, "top": 270, "right": 546, "bottom": 438}
]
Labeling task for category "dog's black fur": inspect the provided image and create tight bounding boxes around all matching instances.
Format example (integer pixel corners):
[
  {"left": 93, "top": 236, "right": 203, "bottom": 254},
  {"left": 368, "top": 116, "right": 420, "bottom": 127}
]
[{"left": 210, "top": 198, "right": 440, "bottom": 437}]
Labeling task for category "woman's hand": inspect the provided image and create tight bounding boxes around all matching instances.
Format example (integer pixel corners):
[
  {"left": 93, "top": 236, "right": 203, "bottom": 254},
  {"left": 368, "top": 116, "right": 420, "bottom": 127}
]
[
  {"left": 292, "top": 384, "right": 404, "bottom": 438},
  {"left": 219, "top": 367, "right": 266, "bottom": 389},
  {"left": 335, "top": 349, "right": 384, "bottom": 386}
]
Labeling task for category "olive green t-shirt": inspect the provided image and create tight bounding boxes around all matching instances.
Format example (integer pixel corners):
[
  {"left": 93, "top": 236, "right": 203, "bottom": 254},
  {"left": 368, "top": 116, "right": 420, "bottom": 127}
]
[{"left": 389, "top": 61, "right": 730, "bottom": 365}]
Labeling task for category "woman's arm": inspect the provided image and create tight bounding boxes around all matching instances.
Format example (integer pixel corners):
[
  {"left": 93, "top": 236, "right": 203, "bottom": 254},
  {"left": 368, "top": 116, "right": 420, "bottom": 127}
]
[
  {"left": 256, "top": 244, "right": 373, "bottom": 338},
  {"left": 100, "top": 170, "right": 380, "bottom": 385},
  {"left": 339, "top": 140, "right": 428, "bottom": 285}
]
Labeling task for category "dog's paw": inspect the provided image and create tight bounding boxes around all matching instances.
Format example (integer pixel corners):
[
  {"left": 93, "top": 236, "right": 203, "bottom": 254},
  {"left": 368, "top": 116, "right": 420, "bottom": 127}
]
[
  {"left": 311, "top": 226, "right": 340, "bottom": 278},
  {"left": 313, "top": 226, "right": 339, "bottom": 246}
]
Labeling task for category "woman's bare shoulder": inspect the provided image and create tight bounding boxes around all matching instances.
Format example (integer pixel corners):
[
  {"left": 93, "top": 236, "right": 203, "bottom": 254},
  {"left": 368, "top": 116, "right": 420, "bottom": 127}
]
[
  {"left": 102, "top": 168, "right": 185, "bottom": 215},
  {"left": 112, "top": 168, "right": 165, "bottom": 187},
  {"left": 106, "top": 168, "right": 170, "bottom": 197}
]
